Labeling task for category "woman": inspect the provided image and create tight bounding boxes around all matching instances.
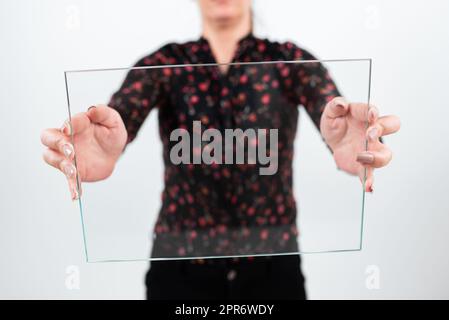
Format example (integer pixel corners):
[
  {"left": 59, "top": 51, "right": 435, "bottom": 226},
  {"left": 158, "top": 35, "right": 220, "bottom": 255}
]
[{"left": 41, "top": 0, "right": 400, "bottom": 299}]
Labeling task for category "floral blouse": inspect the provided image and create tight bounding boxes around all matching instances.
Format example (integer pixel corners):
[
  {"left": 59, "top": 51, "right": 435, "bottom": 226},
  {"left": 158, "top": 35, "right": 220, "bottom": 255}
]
[{"left": 109, "top": 33, "right": 340, "bottom": 259}]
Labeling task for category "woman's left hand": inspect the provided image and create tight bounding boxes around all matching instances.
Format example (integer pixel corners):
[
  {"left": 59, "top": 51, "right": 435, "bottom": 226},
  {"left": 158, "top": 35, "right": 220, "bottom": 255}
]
[{"left": 320, "top": 97, "right": 401, "bottom": 192}]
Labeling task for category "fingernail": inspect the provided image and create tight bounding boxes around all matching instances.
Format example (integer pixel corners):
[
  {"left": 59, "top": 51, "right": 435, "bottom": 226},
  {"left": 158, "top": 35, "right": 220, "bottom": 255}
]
[
  {"left": 71, "top": 186, "right": 79, "bottom": 201},
  {"left": 357, "top": 152, "right": 374, "bottom": 165},
  {"left": 88, "top": 105, "right": 96, "bottom": 111},
  {"left": 61, "top": 121, "right": 71, "bottom": 135},
  {"left": 368, "top": 108, "right": 377, "bottom": 122},
  {"left": 368, "top": 128, "right": 378, "bottom": 141},
  {"left": 62, "top": 143, "right": 74, "bottom": 158},
  {"left": 63, "top": 163, "right": 76, "bottom": 178}
]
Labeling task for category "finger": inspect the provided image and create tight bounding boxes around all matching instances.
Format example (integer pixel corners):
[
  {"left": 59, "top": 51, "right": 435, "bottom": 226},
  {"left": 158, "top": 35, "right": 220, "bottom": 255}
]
[
  {"left": 62, "top": 112, "right": 91, "bottom": 136},
  {"left": 348, "top": 103, "right": 378, "bottom": 123},
  {"left": 368, "top": 105, "right": 379, "bottom": 124},
  {"left": 358, "top": 166, "right": 374, "bottom": 193},
  {"left": 40, "top": 129, "right": 75, "bottom": 159},
  {"left": 59, "top": 159, "right": 81, "bottom": 201},
  {"left": 366, "top": 115, "right": 401, "bottom": 142},
  {"left": 87, "top": 105, "right": 119, "bottom": 128},
  {"left": 67, "top": 173, "right": 81, "bottom": 201},
  {"left": 356, "top": 147, "right": 393, "bottom": 169},
  {"left": 323, "top": 97, "right": 349, "bottom": 119},
  {"left": 365, "top": 167, "right": 374, "bottom": 193},
  {"left": 43, "top": 148, "right": 65, "bottom": 169},
  {"left": 366, "top": 122, "right": 384, "bottom": 142},
  {"left": 42, "top": 149, "right": 79, "bottom": 200},
  {"left": 376, "top": 115, "right": 401, "bottom": 136}
]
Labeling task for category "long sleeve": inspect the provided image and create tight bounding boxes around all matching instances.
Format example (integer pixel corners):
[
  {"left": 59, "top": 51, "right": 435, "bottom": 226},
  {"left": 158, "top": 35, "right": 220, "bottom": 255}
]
[
  {"left": 286, "top": 43, "right": 341, "bottom": 132},
  {"left": 108, "top": 51, "right": 168, "bottom": 144}
]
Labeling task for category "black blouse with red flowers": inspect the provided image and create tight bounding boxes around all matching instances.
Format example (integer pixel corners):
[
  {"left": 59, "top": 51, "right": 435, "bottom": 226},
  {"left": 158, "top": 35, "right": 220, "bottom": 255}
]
[{"left": 109, "top": 33, "right": 340, "bottom": 258}]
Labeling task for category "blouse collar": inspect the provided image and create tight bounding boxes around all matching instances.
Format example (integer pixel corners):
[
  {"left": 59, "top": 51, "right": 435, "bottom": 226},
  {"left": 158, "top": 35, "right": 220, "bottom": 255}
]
[
  {"left": 198, "top": 32, "right": 256, "bottom": 63},
  {"left": 199, "top": 32, "right": 255, "bottom": 46}
]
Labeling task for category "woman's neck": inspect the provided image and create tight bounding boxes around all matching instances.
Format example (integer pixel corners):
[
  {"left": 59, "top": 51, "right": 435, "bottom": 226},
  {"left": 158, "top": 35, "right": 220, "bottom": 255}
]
[{"left": 202, "top": 14, "right": 251, "bottom": 72}]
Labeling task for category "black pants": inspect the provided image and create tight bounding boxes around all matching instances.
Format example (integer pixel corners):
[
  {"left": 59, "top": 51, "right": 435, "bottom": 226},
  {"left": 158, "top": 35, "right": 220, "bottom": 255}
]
[{"left": 145, "top": 255, "right": 306, "bottom": 300}]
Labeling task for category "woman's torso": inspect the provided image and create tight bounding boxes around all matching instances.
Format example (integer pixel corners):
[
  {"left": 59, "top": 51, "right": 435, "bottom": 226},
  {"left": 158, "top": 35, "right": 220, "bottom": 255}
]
[{"left": 109, "top": 34, "right": 340, "bottom": 258}]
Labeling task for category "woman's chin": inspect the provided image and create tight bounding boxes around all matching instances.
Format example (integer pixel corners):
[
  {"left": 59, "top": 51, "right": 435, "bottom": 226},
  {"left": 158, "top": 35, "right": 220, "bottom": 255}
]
[{"left": 210, "top": 14, "right": 240, "bottom": 27}]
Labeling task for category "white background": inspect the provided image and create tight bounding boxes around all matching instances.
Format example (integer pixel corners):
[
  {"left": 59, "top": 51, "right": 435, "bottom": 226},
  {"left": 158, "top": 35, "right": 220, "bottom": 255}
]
[{"left": 0, "top": 0, "right": 448, "bottom": 299}]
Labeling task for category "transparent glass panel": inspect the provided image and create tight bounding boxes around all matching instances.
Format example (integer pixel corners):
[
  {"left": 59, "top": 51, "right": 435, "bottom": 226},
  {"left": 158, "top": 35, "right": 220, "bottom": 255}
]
[{"left": 64, "top": 59, "right": 371, "bottom": 262}]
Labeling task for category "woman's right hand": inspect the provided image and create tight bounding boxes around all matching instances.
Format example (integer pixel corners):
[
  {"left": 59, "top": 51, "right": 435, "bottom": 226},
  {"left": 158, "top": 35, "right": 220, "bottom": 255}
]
[{"left": 40, "top": 105, "right": 127, "bottom": 200}]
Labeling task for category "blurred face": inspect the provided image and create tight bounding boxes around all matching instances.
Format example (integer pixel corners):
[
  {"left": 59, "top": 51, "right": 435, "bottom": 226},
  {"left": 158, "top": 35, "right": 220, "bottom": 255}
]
[{"left": 198, "top": 0, "right": 252, "bottom": 26}]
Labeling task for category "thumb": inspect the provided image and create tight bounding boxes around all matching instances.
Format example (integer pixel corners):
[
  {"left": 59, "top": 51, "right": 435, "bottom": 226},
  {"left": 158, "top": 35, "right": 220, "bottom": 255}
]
[
  {"left": 87, "top": 105, "right": 120, "bottom": 128},
  {"left": 322, "top": 97, "right": 349, "bottom": 119},
  {"left": 358, "top": 166, "right": 374, "bottom": 193}
]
